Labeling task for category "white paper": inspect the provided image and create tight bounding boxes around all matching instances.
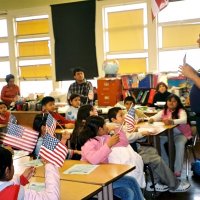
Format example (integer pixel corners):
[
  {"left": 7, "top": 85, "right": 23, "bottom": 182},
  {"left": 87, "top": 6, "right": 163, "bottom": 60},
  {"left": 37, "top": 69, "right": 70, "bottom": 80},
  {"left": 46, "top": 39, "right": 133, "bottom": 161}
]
[
  {"left": 28, "top": 182, "right": 45, "bottom": 192},
  {"left": 183, "top": 53, "right": 186, "bottom": 65},
  {"left": 21, "top": 159, "right": 43, "bottom": 167},
  {"left": 13, "top": 150, "right": 29, "bottom": 160},
  {"left": 63, "top": 164, "right": 99, "bottom": 174}
]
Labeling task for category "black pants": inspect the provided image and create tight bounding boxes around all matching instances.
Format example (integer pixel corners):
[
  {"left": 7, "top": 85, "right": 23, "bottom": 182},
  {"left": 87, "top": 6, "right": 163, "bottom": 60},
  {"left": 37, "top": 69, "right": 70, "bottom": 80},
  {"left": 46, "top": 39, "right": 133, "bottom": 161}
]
[{"left": 195, "top": 113, "right": 200, "bottom": 137}]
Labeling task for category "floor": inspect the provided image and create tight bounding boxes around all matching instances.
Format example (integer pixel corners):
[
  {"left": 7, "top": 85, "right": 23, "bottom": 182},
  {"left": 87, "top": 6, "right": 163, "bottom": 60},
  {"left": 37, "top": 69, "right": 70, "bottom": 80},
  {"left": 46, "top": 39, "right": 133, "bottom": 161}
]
[{"left": 145, "top": 139, "right": 200, "bottom": 200}]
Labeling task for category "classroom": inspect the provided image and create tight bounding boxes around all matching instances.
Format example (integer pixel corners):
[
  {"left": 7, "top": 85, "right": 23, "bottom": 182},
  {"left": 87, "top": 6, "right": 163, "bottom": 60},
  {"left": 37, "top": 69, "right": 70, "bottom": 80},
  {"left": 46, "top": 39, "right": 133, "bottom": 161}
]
[{"left": 0, "top": 0, "right": 200, "bottom": 199}]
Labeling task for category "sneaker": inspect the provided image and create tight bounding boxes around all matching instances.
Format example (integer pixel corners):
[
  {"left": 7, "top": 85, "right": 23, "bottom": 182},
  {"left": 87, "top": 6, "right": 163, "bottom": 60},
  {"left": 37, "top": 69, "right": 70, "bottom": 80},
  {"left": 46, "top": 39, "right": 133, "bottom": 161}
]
[
  {"left": 169, "top": 180, "right": 191, "bottom": 193},
  {"left": 146, "top": 182, "right": 169, "bottom": 192}
]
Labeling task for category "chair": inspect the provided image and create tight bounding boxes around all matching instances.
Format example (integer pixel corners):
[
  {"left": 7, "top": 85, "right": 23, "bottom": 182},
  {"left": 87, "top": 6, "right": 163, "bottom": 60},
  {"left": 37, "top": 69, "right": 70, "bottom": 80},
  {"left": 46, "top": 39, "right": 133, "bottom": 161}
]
[{"left": 185, "top": 126, "right": 198, "bottom": 179}]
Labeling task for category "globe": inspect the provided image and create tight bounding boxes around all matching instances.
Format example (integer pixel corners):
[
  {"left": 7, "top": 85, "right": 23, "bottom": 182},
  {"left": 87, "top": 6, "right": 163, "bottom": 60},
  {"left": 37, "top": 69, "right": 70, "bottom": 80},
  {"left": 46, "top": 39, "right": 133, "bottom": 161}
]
[{"left": 102, "top": 60, "right": 119, "bottom": 77}]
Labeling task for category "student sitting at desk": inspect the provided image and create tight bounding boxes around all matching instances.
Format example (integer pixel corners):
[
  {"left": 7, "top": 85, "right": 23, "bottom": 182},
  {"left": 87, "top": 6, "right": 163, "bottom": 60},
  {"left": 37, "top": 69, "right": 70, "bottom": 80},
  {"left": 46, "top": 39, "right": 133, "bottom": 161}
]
[
  {"left": 109, "top": 105, "right": 190, "bottom": 193},
  {"left": 65, "top": 94, "right": 81, "bottom": 121},
  {"left": 79, "top": 116, "right": 144, "bottom": 200},
  {"left": 149, "top": 94, "right": 192, "bottom": 177},
  {"left": 70, "top": 104, "right": 98, "bottom": 160},
  {"left": 0, "top": 102, "right": 17, "bottom": 125},
  {"left": 0, "top": 146, "right": 60, "bottom": 200}
]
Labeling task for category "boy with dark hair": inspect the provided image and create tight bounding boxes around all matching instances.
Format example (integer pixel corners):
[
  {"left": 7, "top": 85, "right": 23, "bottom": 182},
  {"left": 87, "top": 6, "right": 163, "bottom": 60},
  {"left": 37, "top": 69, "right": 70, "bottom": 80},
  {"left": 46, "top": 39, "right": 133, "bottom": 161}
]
[
  {"left": 32, "top": 96, "right": 75, "bottom": 157},
  {"left": 107, "top": 107, "right": 190, "bottom": 193},
  {"left": 67, "top": 68, "right": 93, "bottom": 105}
]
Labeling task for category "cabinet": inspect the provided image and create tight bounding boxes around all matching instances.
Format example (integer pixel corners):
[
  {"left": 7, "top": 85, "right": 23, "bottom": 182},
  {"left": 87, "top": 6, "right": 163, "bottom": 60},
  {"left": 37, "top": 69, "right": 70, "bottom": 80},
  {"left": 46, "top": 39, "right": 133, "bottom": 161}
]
[{"left": 97, "top": 78, "right": 122, "bottom": 106}]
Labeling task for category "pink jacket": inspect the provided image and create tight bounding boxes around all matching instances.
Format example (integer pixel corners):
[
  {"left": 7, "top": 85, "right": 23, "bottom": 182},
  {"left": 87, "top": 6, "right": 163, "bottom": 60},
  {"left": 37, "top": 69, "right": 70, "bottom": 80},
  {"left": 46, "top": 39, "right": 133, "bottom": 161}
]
[
  {"left": 0, "top": 163, "right": 60, "bottom": 200},
  {"left": 81, "top": 130, "right": 129, "bottom": 165}
]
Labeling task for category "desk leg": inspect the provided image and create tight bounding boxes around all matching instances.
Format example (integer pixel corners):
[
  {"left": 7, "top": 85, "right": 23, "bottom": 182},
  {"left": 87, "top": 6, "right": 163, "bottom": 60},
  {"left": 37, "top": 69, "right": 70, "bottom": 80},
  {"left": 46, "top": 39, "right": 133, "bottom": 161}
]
[
  {"left": 168, "top": 128, "right": 175, "bottom": 171},
  {"left": 97, "top": 191, "right": 103, "bottom": 200},
  {"left": 103, "top": 186, "right": 109, "bottom": 200},
  {"left": 108, "top": 183, "right": 113, "bottom": 200}
]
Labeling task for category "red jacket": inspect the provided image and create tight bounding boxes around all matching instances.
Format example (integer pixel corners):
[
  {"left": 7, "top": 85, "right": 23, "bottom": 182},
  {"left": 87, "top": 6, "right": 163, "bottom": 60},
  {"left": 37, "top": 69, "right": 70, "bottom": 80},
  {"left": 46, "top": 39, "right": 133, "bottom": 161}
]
[{"left": 0, "top": 112, "right": 10, "bottom": 124}]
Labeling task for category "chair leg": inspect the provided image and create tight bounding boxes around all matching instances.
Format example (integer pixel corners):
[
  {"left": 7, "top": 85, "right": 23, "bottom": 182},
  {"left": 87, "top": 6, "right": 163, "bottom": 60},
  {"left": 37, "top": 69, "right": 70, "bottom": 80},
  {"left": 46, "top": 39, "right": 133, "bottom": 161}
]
[
  {"left": 186, "top": 148, "right": 189, "bottom": 179},
  {"left": 146, "top": 165, "right": 157, "bottom": 197}
]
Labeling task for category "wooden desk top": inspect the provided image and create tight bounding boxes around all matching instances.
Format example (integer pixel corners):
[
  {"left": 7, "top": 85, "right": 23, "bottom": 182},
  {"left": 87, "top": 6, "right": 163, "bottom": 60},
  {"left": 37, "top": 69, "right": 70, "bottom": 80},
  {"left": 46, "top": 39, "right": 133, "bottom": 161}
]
[
  {"left": 0, "top": 124, "right": 6, "bottom": 128},
  {"left": 35, "top": 160, "right": 135, "bottom": 186},
  {"left": 29, "top": 177, "right": 102, "bottom": 200},
  {"left": 55, "top": 129, "right": 73, "bottom": 134}
]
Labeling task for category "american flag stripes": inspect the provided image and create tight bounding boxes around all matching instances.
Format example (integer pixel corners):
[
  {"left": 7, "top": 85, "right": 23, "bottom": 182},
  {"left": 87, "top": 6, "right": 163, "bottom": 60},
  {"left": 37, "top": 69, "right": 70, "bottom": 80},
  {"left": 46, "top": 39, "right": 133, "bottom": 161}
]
[
  {"left": 151, "top": 0, "right": 169, "bottom": 19},
  {"left": 39, "top": 133, "right": 67, "bottom": 167},
  {"left": 124, "top": 106, "right": 136, "bottom": 132},
  {"left": 46, "top": 113, "right": 57, "bottom": 136},
  {"left": 0, "top": 123, "right": 39, "bottom": 153}
]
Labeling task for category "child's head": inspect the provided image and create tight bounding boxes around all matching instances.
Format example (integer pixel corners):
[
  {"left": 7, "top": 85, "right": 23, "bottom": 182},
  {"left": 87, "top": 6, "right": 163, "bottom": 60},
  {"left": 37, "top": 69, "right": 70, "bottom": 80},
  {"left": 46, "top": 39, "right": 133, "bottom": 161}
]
[
  {"left": 33, "top": 114, "right": 48, "bottom": 135},
  {"left": 165, "top": 94, "right": 183, "bottom": 111},
  {"left": 124, "top": 96, "right": 136, "bottom": 111},
  {"left": 156, "top": 82, "right": 168, "bottom": 94},
  {"left": 0, "top": 102, "right": 8, "bottom": 114},
  {"left": 78, "top": 116, "right": 107, "bottom": 146},
  {"left": 41, "top": 96, "right": 55, "bottom": 112},
  {"left": 0, "top": 147, "right": 14, "bottom": 181},
  {"left": 68, "top": 94, "right": 81, "bottom": 108},
  {"left": 108, "top": 107, "right": 124, "bottom": 124},
  {"left": 77, "top": 105, "right": 98, "bottom": 123}
]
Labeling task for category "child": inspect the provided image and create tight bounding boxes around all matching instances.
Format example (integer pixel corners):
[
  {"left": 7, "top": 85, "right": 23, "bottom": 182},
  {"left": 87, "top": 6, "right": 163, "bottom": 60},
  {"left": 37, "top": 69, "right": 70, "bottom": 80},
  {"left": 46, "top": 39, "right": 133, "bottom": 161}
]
[
  {"left": 70, "top": 104, "right": 98, "bottom": 160},
  {"left": 33, "top": 114, "right": 80, "bottom": 158},
  {"left": 124, "top": 96, "right": 148, "bottom": 122},
  {"left": 0, "top": 102, "right": 17, "bottom": 125},
  {"left": 78, "top": 115, "right": 144, "bottom": 200},
  {"left": 149, "top": 94, "right": 192, "bottom": 177},
  {"left": 41, "top": 96, "right": 75, "bottom": 129},
  {"left": 65, "top": 94, "right": 81, "bottom": 121},
  {"left": 0, "top": 146, "right": 60, "bottom": 199},
  {"left": 108, "top": 106, "right": 190, "bottom": 192}
]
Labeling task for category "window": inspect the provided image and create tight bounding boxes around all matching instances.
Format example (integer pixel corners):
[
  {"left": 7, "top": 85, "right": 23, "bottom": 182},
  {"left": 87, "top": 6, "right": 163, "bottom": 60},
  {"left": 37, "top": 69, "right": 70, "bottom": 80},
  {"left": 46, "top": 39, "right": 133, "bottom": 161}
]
[
  {"left": 20, "top": 80, "right": 53, "bottom": 97},
  {"left": 158, "top": 0, "right": 200, "bottom": 72},
  {"left": 0, "top": 18, "right": 10, "bottom": 79},
  {"left": 103, "top": 3, "right": 148, "bottom": 74},
  {"left": 15, "top": 15, "right": 52, "bottom": 79}
]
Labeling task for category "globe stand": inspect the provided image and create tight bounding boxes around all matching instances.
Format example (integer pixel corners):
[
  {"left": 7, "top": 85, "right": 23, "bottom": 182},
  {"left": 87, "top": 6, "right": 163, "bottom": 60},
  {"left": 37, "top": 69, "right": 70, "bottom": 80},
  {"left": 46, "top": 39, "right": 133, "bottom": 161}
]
[{"left": 105, "top": 74, "right": 117, "bottom": 78}]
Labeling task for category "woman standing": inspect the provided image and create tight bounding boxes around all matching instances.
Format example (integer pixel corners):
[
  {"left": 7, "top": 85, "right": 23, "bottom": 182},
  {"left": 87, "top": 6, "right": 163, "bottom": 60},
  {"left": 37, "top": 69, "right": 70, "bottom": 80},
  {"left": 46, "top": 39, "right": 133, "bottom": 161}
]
[{"left": 1, "top": 74, "right": 20, "bottom": 107}]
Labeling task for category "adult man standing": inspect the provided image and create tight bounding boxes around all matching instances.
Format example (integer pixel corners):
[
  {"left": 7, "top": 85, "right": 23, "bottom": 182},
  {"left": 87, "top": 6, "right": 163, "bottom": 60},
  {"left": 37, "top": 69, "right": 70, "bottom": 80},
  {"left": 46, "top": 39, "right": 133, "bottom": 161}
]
[
  {"left": 179, "top": 35, "right": 200, "bottom": 136},
  {"left": 67, "top": 68, "right": 93, "bottom": 105}
]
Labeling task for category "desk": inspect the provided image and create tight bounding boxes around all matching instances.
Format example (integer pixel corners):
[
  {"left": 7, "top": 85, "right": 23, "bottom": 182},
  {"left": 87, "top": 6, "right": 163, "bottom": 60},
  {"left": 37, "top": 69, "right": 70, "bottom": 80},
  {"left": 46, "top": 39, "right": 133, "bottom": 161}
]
[
  {"left": 35, "top": 160, "right": 135, "bottom": 200},
  {"left": 137, "top": 122, "right": 177, "bottom": 171},
  {"left": 29, "top": 177, "right": 103, "bottom": 200},
  {"left": 11, "top": 111, "right": 41, "bottom": 128}
]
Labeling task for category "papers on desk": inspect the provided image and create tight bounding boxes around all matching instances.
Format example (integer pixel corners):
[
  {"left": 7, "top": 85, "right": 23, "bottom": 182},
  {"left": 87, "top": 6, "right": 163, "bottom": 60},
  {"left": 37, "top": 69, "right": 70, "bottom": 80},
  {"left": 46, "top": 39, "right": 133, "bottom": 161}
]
[
  {"left": 20, "top": 159, "right": 43, "bottom": 168},
  {"left": 28, "top": 182, "right": 45, "bottom": 192},
  {"left": 152, "top": 122, "right": 165, "bottom": 126},
  {"left": 63, "top": 164, "right": 99, "bottom": 174},
  {"left": 13, "top": 150, "right": 29, "bottom": 160},
  {"left": 138, "top": 123, "right": 165, "bottom": 135}
]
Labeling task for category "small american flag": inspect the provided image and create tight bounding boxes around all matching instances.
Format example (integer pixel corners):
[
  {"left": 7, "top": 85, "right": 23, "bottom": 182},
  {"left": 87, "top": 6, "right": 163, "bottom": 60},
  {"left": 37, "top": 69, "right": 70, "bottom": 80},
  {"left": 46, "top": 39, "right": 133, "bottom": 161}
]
[
  {"left": 46, "top": 113, "right": 56, "bottom": 136},
  {"left": 39, "top": 133, "right": 67, "bottom": 167},
  {"left": 0, "top": 123, "right": 39, "bottom": 153},
  {"left": 124, "top": 106, "right": 136, "bottom": 132}
]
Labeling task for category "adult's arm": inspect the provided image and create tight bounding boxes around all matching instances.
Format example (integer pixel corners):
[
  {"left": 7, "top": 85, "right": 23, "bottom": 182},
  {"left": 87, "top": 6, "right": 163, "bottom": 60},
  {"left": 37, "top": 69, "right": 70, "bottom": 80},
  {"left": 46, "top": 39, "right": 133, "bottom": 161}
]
[
  {"left": 1, "top": 86, "right": 13, "bottom": 103},
  {"left": 179, "top": 64, "right": 200, "bottom": 89}
]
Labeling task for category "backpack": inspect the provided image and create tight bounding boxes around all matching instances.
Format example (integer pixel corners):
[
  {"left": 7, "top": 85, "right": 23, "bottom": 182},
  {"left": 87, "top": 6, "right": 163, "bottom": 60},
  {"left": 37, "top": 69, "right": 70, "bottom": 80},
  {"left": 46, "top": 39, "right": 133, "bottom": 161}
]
[{"left": 191, "top": 159, "right": 200, "bottom": 177}]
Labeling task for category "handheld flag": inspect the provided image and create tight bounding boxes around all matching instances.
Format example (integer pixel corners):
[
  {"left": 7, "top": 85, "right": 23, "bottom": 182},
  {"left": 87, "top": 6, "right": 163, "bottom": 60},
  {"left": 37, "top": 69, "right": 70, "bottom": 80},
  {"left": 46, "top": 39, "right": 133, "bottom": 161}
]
[
  {"left": 0, "top": 123, "right": 39, "bottom": 153},
  {"left": 46, "top": 113, "right": 57, "bottom": 136},
  {"left": 124, "top": 106, "right": 136, "bottom": 132},
  {"left": 39, "top": 133, "right": 67, "bottom": 167}
]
